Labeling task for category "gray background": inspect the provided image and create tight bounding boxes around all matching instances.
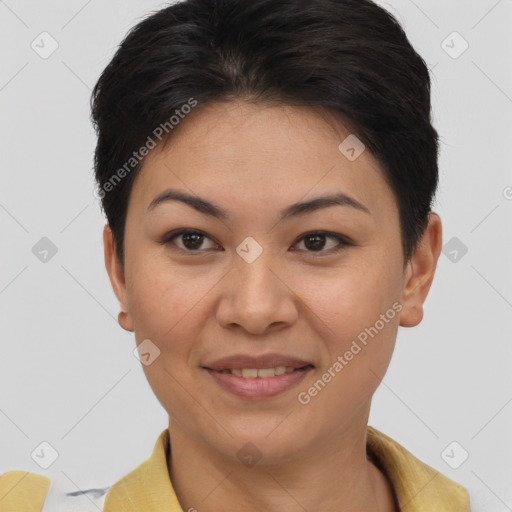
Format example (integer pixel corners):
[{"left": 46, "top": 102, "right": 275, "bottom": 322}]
[{"left": 1, "top": 1, "right": 511, "bottom": 510}]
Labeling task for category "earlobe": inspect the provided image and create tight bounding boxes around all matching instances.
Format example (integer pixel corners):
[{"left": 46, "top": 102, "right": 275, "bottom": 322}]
[
  {"left": 103, "top": 224, "right": 134, "bottom": 332},
  {"left": 118, "top": 310, "right": 134, "bottom": 332},
  {"left": 399, "top": 213, "right": 443, "bottom": 328}
]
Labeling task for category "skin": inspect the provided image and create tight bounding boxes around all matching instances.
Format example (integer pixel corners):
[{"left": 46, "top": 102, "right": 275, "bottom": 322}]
[{"left": 104, "top": 100, "right": 442, "bottom": 512}]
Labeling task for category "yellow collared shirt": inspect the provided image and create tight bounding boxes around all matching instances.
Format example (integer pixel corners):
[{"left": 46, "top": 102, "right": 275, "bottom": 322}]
[{"left": 0, "top": 426, "right": 470, "bottom": 511}]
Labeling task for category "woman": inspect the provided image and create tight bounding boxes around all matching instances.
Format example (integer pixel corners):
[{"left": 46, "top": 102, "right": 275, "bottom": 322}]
[{"left": 0, "top": 0, "right": 471, "bottom": 510}]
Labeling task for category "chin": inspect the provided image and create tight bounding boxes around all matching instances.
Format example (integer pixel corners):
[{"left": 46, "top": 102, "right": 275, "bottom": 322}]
[
  {"left": 224, "top": 436, "right": 305, "bottom": 467},
  {"left": 216, "top": 422, "right": 310, "bottom": 464}
]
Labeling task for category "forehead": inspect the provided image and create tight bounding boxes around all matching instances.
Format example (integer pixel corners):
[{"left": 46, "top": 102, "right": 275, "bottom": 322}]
[{"left": 129, "top": 101, "right": 397, "bottom": 221}]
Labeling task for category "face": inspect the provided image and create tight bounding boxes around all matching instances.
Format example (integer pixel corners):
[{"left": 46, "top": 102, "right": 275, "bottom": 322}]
[{"left": 104, "top": 100, "right": 441, "bottom": 463}]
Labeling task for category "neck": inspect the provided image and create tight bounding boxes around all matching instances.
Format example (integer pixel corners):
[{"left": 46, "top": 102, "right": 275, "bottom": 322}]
[{"left": 166, "top": 415, "right": 397, "bottom": 512}]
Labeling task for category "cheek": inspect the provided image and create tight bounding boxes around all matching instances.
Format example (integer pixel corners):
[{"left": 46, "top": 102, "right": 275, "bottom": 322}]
[
  {"left": 296, "top": 268, "right": 400, "bottom": 421},
  {"left": 295, "top": 254, "right": 402, "bottom": 407},
  {"left": 299, "top": 258, "right": 401, "bottom": 340},
  {"left": 125, "top": 256, "right": 230, "bottom": 394},
  {"left": 126, "top": 255, "right": 210, "bottom": 339},
  {"left": 127, "top": 259, "right": 214, "bottom": 411}
]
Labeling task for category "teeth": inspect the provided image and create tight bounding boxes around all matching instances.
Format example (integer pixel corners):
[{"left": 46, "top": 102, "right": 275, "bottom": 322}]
[
  {"left": 256, "top": 368, "right": 276, "bottom": 378},
  {"left": 220, "top": 366, "right": 303, "bottom": 378}
]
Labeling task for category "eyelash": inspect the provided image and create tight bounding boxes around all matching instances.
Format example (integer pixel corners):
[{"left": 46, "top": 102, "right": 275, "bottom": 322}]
[{"left": 159, "top": 229, "right": 352, "bottom": 257}]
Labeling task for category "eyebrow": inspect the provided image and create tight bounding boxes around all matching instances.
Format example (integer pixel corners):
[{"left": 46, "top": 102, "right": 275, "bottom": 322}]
[{"left": 147, "top": 188, "right": 371, "bottom": 220}]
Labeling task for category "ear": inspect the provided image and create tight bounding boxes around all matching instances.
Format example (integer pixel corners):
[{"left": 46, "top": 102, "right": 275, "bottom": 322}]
[
  {"left": 399, "top": 213, "right": 443, "bottom": 328},
  {"left": 103, "top": 224, "right": 134, "bottom": 332}
]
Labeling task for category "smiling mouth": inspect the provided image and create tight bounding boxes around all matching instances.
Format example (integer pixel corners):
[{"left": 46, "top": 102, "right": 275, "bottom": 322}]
[{"left": 204, "top": 365, "right": 314, "bottom": 378}]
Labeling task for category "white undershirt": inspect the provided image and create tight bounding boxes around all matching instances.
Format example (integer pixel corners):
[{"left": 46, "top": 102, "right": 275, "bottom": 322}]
[{"left": 41, "top": 474, "right": 110, "bottom": 512}]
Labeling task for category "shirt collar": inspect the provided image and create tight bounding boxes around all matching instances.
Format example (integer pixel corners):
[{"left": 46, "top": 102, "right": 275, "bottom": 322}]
[
  {"left": 104, "top": 429, "right": 180, "bottom": 511},
  {"left": 104, "top": 426, "right": 469, "bottom": 512},
  {"left": 366, "top": 426, "right": 469, "bottom": 512}
]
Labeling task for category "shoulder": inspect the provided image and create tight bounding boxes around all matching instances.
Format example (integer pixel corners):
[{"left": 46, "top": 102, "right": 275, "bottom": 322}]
[
  {"left": 366, "top": 427, "right": 470, "bottom": 511},
  {"left": 0, "top": 429, "right": 170, "bottom": 512},
  {"left": 0, "top": 471, "right": 110, "bottom": 512},
  {"left": 1, "top": 471, "right": 50, "bottom": 510}
]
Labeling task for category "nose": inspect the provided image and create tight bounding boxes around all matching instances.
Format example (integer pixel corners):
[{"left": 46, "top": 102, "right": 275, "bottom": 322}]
[{"left": 215, "top": 248, "right": 299, "bottom": 335}]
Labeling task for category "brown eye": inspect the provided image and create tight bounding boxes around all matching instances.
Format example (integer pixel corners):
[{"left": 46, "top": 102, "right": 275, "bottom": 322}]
[
  {"left": 160, "top": 229, "right": 351, "bottom": 256},
  {"left": 292, "top": 232, "right": 350, "bottom": 255},
  {"left": 161, "top": 229, "right": 219, "bottom": 253}
]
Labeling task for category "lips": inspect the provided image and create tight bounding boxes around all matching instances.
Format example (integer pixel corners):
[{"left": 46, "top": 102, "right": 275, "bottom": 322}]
[
  {"left": 204, "top": 364, "right": 314, "bottom": 399},
  {"left": 202, "top": 353, "right": 314, "bottom": 371}
]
